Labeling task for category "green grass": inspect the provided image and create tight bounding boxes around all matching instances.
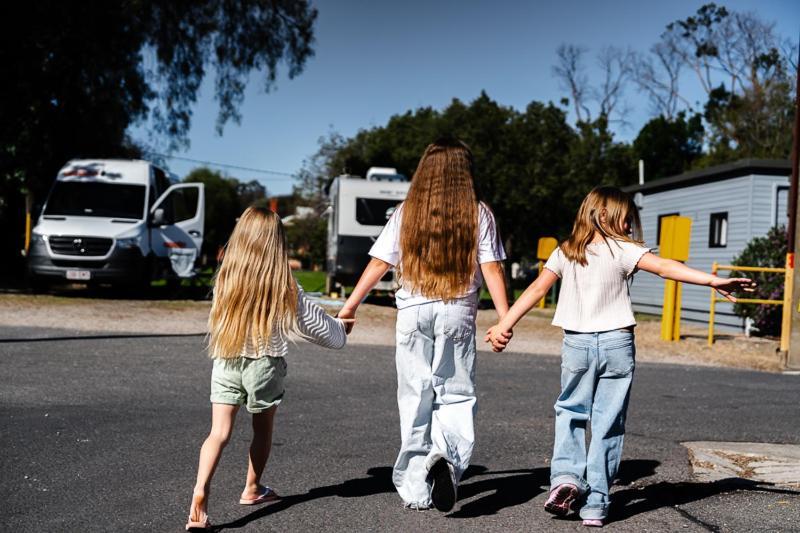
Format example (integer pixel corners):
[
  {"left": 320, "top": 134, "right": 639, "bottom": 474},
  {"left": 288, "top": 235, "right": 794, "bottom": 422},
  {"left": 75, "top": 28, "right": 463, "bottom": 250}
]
[{"left": 294, "top": 270, "right": 327, "bottom": 293}]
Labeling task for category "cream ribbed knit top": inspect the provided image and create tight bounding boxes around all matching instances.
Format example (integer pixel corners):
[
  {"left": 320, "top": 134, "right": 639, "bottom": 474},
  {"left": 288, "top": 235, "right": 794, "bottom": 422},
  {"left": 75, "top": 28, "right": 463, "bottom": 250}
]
[{"left": 544, "top": 240, "right": 650, "bottom": 333}]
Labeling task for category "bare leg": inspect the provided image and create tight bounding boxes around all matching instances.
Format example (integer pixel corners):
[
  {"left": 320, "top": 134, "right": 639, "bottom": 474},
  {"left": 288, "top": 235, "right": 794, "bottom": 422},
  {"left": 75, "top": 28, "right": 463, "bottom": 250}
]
[
  {"left": 188, "top": 403, "right": 239, "bottom": 523},
  {"left": 241, "top": 405, "right": 277, "bottom": 499}
]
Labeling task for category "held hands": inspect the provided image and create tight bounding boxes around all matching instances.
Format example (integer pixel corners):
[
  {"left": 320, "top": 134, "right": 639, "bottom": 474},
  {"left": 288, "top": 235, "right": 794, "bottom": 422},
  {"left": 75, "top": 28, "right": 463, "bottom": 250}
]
[
  {"left": 484, "top": 325, "right": 513, "bottom": 353},
  {"left": 710, "top": 276, "right": 756, "bottom": 303},
  {"left": 336, "top": 307, "right": 356, "bottom": 335}
]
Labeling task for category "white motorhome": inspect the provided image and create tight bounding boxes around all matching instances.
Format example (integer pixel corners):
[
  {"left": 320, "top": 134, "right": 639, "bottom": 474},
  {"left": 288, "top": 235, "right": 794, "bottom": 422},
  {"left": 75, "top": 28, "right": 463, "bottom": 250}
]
[
  {"left": 27, "top": 159, "right": 205, "bottom": 289},
  {"left": 326, "top": 168, "right": 410, "bottom": 294}
]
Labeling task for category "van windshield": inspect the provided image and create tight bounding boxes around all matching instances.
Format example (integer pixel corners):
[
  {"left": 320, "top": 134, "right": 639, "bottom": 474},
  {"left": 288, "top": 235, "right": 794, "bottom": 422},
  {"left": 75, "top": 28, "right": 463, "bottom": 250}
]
[
  {"left": 355, "top": 198, "right": 402, "bottom": 226},
  {"left": 44, "top": 181, "right": 146, "bottom": 219}
]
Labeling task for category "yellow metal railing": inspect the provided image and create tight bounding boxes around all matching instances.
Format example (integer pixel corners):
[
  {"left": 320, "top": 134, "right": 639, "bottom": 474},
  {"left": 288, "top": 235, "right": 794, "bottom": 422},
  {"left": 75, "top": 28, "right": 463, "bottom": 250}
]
[{"left": 707, "top": 261, "right": 792, "bottom": 350}]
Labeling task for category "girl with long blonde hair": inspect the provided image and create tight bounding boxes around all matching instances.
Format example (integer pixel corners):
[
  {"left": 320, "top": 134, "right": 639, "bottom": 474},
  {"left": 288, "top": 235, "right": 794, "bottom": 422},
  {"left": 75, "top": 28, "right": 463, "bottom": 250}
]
[
  {"left": 486, "top": 186, "right": 754, "bottom": 527},
  {"left": 186, "top": 207, "right": 349, "bottom": 531},
  {"left": 339, "top": 138, "right": 509, "bottom": 512}
]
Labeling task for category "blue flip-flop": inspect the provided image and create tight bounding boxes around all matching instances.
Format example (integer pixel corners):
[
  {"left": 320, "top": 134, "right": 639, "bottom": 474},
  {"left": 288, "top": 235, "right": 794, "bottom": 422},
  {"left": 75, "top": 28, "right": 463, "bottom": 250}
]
[{"left": 239, "top": 486, "right": 280, "bottom": 505}]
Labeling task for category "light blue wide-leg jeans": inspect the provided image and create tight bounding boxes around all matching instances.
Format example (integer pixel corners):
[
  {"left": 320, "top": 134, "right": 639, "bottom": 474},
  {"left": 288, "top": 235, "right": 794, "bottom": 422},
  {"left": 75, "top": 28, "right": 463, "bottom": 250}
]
[
  {"left": 549, "top": 329, "right": 635, "bottom": 520},
  {"left": 392, "top": 295, "right": 478, "bottom": 506}
]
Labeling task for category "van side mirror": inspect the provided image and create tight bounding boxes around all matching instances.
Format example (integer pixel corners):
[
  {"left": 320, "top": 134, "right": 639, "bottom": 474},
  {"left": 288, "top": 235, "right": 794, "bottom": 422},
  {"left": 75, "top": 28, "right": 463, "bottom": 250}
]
[{"left": 151, "top": 208, "right": 166, "bottom": 226}]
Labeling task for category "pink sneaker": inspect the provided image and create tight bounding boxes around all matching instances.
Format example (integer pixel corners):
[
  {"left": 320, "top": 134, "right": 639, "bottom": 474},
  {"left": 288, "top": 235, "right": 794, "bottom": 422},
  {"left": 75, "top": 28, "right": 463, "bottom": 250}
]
[
  {"left": 582, "top": 519, "right": 604, "bottom": 527},
  {"left": 544, "top": 483, "right": 579, "bottom": 516}
]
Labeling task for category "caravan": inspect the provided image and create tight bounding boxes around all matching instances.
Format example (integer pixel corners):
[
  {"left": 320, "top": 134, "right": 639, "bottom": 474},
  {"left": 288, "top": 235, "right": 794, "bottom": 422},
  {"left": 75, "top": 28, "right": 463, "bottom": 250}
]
[
  {"left": 27, "top": 159, "right": 205, "bottom": 289},
  {"left": 326, "top": 167, "right": 410, "bottom": 294}
]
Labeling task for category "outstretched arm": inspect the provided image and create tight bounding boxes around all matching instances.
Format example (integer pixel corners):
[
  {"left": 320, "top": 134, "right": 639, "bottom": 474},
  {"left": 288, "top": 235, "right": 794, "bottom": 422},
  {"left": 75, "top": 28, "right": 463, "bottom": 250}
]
[
  {"left": 337, "top": 258, "right": 393, "bottom": 332},
  {"left": 296, "top": 289, "right": 347, "bottom": 349},
  {"left": 637, "top": 252, "right": 755, "bottom": 302},
  {"left": 486, "top": 268, "right": 559, "bottom": 351}
]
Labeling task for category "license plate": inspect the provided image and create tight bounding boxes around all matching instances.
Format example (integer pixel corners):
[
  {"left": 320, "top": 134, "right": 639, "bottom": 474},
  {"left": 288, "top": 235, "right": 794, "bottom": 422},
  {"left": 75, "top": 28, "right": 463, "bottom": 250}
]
[{"left": 66, "top": 270, "right": 91, "bottom": 281}]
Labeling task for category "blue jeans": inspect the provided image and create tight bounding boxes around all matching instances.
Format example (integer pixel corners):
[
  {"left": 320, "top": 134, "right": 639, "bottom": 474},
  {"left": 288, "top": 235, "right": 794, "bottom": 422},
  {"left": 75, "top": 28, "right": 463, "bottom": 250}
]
[
  {"left": 550, "top": 329, "right": 635, "bottom": 520},
  {"left": 392, "top": 295, "right": 478, "bottom": 506}
]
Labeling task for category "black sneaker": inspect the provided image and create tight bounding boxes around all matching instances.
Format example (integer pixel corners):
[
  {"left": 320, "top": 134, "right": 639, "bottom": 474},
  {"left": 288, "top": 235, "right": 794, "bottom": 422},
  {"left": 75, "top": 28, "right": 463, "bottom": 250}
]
[{"left": 429, "top": 458, "right": 457, "bottom": 512}]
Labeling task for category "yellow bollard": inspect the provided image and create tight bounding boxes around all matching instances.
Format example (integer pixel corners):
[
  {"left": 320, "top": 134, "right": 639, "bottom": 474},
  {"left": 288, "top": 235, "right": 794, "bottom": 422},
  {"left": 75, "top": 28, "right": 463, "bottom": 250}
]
[
  {"left": 659, "top": 215, "right": 692, "bottom": 341},
  {"left": 661, "top": 280, "right": 676, "bottom": 341},
  {"left": 673, "top": 280, "right": 683, "bottom": 341},
  {"left": 536, "top": 237, "right": 558, "bottom": 309},
  {"left": 780, "top": 253, "right": 794, "bottom": 352}
]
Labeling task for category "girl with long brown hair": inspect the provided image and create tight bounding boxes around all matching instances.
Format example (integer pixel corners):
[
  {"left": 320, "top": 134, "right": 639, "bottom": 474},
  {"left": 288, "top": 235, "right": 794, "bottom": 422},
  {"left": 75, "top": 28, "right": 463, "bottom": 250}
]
[
  {"left": 338, "top": 138, "right": 509, "bottom": 512},
  {"left": 486, "top": 186, "right": 754, "bottom": 527},
  {"left": 185, "top": 207, "right": 349, "bottom": 530}
]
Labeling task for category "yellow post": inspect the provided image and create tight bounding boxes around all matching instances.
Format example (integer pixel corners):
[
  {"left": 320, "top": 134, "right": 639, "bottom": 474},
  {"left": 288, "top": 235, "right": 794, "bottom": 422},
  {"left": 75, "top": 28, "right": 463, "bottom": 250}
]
[
  {"left": 659, "top": 215, "right": 692, "bottom": 341},
  {"left": 781, "top": 253, "right": 794, "bottom": 352},
  {"left": 536, "top": 237, "right": 558, "bottom": 309},
  {"left": 673, "top": 280, "right": 683, "bottom": 341},
  {"left": 661, "top": 280, "right": 676, "bottom": 341},
  {"left": 708, "top": 262, "right": 718, "bottom": 347}
]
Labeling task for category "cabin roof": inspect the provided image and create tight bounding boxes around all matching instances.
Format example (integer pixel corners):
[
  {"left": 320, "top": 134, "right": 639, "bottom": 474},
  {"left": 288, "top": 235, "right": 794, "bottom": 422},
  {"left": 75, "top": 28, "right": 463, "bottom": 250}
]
[{"left": 623, "top": 159, "right": 791, "bottom": 195}]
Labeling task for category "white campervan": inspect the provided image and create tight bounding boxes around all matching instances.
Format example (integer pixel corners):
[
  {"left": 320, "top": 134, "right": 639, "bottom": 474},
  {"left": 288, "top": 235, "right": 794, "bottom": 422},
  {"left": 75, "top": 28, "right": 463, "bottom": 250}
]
[
  {"left": 326, "top": 167, "right": 410, "bottom": 294},
  {"left": 27, "top": 159, "right": 204, "bottom": 289}
]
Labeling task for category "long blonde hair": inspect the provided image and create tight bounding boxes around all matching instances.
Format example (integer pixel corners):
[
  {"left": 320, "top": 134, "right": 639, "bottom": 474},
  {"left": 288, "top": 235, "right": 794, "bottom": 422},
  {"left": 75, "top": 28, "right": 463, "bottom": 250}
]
[
  {"left": 207, "top": 207, "right": 298, "bottom": 358},
  {"left": 561, "top": 186, "right": 643, "bottom": 265},
  {"left": 399, "top": 138, "right": 479, "bottom": 301}
]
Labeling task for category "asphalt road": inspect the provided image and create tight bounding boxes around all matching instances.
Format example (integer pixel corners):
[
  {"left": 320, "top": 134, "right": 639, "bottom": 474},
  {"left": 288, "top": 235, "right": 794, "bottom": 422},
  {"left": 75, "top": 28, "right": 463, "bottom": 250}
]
[{"left": 1, "top": 325, "right": 798, "bottom": 532}]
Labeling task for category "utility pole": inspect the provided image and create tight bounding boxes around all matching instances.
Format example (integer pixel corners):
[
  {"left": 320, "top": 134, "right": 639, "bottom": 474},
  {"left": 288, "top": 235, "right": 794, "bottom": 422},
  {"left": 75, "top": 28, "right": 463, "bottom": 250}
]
[{"left": 786, "top": 41, "right": 800, "bottom": 369}]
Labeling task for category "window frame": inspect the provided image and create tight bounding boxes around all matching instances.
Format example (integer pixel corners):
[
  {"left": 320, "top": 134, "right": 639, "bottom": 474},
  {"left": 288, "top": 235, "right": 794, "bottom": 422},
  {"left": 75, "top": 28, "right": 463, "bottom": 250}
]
[{"left": 708, "top": 211, "right": 728, "bottom": 248}]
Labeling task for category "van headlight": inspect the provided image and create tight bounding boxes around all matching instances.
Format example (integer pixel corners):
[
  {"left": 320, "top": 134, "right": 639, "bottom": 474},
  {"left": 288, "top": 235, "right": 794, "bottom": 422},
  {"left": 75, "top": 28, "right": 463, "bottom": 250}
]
[
  {"left": 116, "top": 237, "right": 139, "bottom": 249},
  {"left": 30, "top": 232, "right": 47, "bottom": 244}
]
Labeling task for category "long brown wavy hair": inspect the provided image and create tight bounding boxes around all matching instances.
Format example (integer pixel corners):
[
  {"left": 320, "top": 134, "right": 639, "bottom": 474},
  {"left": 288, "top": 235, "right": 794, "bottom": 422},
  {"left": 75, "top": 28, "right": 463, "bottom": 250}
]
[
  {"left": 561, "top": 186, "right": 643, "bottom": 265},
  {"left": 207, "top": 207, "right": 298, "bottom": 358},
  {"left": 399, "top": 138, "right": 479, "bottom": 301}
]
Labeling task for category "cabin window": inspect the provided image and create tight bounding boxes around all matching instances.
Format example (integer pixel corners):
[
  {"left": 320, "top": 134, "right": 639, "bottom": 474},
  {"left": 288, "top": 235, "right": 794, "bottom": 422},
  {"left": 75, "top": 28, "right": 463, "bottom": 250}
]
[
  {"left": 656, "top": 213, "right": 679, "bottom": 245},
  {"left": 355, "top": 198, "right": 402, "bottom": 226},
  {"left": 709, "top": 212, "right": 728, "bottom": 248}
]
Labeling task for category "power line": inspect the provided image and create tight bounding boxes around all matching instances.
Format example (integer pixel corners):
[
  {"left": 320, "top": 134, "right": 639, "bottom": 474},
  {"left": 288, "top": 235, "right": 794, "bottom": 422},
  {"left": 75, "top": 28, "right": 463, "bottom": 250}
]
[{"left": 144, "top": 151, "right": 299, "bottom": 180}]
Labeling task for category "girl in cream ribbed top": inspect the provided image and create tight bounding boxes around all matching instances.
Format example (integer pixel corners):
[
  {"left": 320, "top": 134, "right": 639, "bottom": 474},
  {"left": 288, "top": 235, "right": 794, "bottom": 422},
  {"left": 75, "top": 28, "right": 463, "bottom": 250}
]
[
  {"left": 543, "top": 240, "right": 648, "bottom": 332},
  {"left": 485, "top": 186, "right": 754, "bottom": 527}
]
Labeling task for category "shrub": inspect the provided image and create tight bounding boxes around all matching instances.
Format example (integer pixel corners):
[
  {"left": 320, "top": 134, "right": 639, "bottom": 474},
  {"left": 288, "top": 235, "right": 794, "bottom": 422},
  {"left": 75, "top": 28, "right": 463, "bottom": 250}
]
[{"left": 730, "top": 225, "right": 787, "bottom": 336}]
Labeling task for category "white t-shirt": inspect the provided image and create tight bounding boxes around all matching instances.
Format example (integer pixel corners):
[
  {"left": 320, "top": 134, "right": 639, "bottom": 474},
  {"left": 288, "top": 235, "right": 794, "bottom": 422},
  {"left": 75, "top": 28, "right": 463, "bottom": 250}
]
[
  {"left": 369, "top": 202, "right": 506, "bottom": 308},
  {"left": 544, "top": 239, "right": 650, "bottom": 333}
]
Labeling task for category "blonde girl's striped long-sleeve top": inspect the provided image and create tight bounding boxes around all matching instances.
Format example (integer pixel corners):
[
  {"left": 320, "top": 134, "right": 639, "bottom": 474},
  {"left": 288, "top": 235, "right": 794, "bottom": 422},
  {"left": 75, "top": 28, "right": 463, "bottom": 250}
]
[
  {"left": 543, "top": 239, "right": 650, "bottom": 333},
  {"left": 240, "top": 286, "right": 347, "bottom": 358}
]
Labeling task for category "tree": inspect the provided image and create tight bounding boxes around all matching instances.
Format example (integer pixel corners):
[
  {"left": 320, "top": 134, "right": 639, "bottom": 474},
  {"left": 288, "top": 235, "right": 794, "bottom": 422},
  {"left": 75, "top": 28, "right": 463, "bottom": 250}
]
[
  {"left": 236, "top": 180, "right": 269, "bottom": 210},
  {"left": 184, "top": 168, "right": 242, "bottom": 262},
  {"left": 285, "top": 215, "right": 327, "bottom": 269},
  {"left": 552, "top": 44, "right": 634, "bottom": 125},
  {"left": 294, "top": 131, "right": 349, "bottom": 209},
  {"left": 633, "top": 112, "right": 704, "bottom": 179},
  {"left": 635, "top": 3, "right": 796, "bottom": 162},
  {"left": 0, "top": 1, "right": 316, "bottom": 273}
]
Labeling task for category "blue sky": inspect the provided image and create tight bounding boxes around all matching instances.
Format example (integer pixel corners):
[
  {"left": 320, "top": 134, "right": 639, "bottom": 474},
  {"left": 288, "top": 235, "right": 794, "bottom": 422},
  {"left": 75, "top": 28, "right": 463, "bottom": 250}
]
[{"left": 130, "top": 0, "right": 799, "bottom": 195}]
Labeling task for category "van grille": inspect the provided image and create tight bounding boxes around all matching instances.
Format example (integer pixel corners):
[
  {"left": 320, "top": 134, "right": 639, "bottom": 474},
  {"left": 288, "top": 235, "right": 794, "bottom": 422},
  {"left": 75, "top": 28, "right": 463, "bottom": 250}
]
[{"left": 48, "top": 236, "right": 112, "bottom": 257}]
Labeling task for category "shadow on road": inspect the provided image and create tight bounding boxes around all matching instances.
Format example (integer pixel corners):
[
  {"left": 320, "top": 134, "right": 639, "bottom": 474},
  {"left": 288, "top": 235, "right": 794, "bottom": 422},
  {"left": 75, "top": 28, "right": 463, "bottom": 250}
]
[
  {"left": 610, "top": 477, "right": 800, "bottom": 523},
  {"left": 214, "top": 466, "right": 396, "bottom": 531},
  {"left": 448, "top": 465, "right": 549, "bottom": 518},
  {"left": 449, "top": 459, "right": 660, "bottom": 519},
  {"left": 213, "top": 459, "right": 672, "bottom": 529}
]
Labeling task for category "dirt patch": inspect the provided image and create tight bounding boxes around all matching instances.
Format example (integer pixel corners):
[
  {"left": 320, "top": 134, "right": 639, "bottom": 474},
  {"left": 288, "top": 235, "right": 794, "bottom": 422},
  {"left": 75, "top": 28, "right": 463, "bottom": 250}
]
[{"left": 0, "top": 294, "right": 785, "bottom": 371}]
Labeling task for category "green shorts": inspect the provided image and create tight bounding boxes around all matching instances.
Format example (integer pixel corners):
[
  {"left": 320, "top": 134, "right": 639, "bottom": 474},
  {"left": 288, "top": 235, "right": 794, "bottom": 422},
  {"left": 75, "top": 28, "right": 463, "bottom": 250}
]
[{"left": 210, "top": 356, "right": 287, "bottom": 413}]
